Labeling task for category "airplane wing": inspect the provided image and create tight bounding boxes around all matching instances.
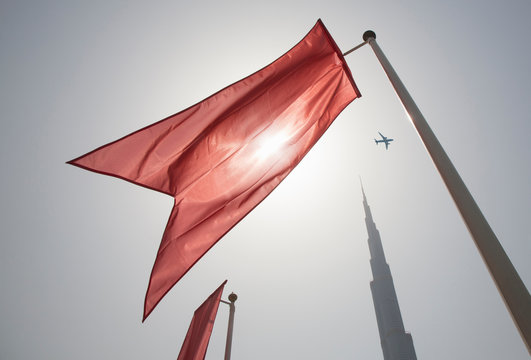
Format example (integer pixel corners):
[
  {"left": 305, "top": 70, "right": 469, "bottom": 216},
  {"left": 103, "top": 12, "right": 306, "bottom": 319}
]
[
  {"left": 385, "top": 142, "right": 389, "bottom": 150},
  {"left": 378, "top": 131, "right": 385, "bottom": 139}
]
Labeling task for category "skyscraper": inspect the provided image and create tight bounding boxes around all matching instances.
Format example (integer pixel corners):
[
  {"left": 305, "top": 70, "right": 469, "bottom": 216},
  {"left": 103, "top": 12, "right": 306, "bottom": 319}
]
[{"left": 362, "top": 185, "right": 417, "bottom": 360}]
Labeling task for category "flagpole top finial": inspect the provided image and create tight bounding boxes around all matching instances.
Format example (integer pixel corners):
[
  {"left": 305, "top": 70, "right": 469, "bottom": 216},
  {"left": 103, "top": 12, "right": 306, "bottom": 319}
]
[
  {"left": 363, "top": 30, "right": 376, "bottom": 41},
  {"left": 228, "top": 292, "right": 238, "bottom": 303}
]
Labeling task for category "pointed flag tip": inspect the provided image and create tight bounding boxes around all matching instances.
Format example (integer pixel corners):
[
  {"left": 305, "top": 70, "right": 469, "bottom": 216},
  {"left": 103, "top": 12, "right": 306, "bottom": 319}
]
[
  {"left": 142, "top": 305, "right": 154, "bottom": 323},
  {"left": 66, "top": 158, "right": 81, "bottom": 167},
  {"left": 142, "top": 304, "right": 154, "bottom": 323}
]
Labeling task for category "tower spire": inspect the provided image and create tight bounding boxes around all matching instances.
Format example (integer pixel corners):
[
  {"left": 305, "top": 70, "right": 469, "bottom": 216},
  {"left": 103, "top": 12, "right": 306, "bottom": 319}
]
[
  {"left": 360, "top": 176, "right": 367, "bottom": 201},
  {"left": 361, "top": 184, "right": 417, "bottom": 360},
  {"left": 360, "top": 177, "right": 375, "bottom": 227}
]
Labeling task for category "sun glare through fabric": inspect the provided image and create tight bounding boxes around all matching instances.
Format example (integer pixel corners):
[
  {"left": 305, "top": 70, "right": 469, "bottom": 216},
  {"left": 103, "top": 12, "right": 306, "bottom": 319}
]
[{"left": 255, "top": 131, "right": 290, "bottom": 161}]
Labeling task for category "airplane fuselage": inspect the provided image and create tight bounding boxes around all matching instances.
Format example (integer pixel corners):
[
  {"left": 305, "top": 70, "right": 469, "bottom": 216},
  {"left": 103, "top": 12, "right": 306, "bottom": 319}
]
[{"left": 375, "top": 132, "right": 393, "bottom": 149}]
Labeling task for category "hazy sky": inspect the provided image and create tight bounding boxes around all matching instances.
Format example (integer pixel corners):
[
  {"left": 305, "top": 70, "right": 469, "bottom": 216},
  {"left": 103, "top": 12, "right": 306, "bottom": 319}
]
[{"left": 1, "top": 1, "right": 530, "bottom": 359}]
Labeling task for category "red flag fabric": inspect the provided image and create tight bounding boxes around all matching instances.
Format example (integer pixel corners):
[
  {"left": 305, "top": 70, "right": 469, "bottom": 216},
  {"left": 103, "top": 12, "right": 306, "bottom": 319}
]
[
  {"left": 177, "top": 280, "right": 227, "bottom": 360},
  {"left": 68, "top": 19, "right": 361, "bottom": 320}
]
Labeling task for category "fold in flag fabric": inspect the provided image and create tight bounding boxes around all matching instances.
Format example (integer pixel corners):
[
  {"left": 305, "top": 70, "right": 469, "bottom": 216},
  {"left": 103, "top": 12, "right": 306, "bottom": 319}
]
[
  {"left": 68, "top": 19, "right": 361, "bottom": 320},
  {"left": 177, "top": 280, "right": 227, "bottom": 360}
]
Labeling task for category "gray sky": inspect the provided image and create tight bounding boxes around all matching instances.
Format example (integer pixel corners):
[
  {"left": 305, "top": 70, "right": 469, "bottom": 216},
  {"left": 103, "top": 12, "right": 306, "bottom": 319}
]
[{"left": 1, "top": 0, "right": 530, "bottom": 359}]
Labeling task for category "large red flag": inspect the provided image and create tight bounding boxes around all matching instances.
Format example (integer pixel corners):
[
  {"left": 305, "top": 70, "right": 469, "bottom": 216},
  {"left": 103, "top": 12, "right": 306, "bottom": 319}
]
[
  {"left": 68, "top": 19, "right": 361, "bottom": 320},
  {"left": 177, "top": 280, "right": 227, "bottom": 360}
]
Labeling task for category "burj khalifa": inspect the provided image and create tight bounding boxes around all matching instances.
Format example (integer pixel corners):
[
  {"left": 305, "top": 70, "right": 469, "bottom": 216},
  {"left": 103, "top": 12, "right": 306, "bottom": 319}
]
[{"left": 362, "top": 185, "right": 417, "bottom": 360}]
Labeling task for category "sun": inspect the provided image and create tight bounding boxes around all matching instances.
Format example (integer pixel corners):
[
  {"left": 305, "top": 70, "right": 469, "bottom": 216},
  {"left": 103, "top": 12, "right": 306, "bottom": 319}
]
[{"left": 255, "top": 131, "right": 290, "bottom": 160}]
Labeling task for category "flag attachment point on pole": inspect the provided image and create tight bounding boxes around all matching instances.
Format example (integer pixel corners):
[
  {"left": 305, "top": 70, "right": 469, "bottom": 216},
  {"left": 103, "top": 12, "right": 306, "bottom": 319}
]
[{"left": 363, "top": 30, "right": 376, "bottom": 41}]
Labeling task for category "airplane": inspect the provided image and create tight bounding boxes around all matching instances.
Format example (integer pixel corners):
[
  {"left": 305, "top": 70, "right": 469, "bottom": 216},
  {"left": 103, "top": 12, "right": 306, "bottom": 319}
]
[{"left": 374, "top": 132, "right": 393, "bottom": 150}]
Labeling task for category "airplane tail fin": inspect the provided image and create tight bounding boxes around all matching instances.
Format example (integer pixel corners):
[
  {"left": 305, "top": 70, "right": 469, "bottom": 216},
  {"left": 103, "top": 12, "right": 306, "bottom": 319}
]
[{"left": 374, "top": 139, "right": 378, "bottom": 145}]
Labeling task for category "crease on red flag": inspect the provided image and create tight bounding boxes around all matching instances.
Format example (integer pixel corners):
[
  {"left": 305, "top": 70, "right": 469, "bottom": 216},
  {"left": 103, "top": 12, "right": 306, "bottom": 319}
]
[
  {"left": 176, "top": 280, "right": 227, "bottom": 360},
  {"left": 67, "top": 19, "right": 361, "bottom": 321}
]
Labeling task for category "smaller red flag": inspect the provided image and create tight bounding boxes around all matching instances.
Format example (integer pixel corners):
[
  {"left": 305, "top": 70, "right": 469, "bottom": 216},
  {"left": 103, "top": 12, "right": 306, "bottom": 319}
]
[{"left": 177, "top": 280, "right": 227, "bottom": 360}]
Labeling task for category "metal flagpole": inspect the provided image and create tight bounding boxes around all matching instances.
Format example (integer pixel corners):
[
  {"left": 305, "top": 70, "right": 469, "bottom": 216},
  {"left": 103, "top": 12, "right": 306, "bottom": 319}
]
[
  {"left": 220, "top": 293, "right": 237, "bottom": 360},
  {"left": 361, "top": 30, "right": 531, "bottom": 354}
]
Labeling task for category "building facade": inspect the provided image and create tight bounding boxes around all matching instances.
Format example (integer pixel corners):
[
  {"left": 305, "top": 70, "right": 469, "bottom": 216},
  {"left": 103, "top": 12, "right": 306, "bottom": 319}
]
[{"left": 362, "top": 186, "right": 417, "bottom": 360}]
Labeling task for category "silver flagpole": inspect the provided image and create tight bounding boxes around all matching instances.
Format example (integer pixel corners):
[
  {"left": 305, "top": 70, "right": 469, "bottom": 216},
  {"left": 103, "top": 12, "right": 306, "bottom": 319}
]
[
  {"left": 220, "top": 293, "right": 237, "bottom": 360},
  {"left": 362, "top": 30, "right": 531, "bottom": 354}
]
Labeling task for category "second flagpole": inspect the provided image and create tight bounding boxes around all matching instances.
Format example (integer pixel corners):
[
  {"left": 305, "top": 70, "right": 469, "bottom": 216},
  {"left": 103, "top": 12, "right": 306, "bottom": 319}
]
[
  {"left": 221, "top": 292, "right": 237, "bottom": 360},
  {"left": 361, "top": 30, "right": 531, "bottom": 354}
]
